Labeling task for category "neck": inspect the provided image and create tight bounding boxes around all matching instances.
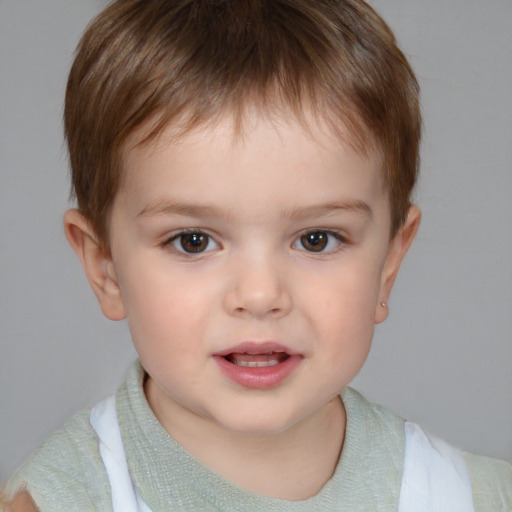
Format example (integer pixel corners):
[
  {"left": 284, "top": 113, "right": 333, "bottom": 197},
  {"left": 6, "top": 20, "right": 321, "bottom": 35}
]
[{"left": 145, "top": 379, "right": 346, "bottom": 501}]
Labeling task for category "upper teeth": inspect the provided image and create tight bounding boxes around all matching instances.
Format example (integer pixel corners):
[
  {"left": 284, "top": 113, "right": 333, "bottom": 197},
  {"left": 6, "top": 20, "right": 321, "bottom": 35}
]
[{"left": 233, "top": 359, "right": 281, "bottom": 368}]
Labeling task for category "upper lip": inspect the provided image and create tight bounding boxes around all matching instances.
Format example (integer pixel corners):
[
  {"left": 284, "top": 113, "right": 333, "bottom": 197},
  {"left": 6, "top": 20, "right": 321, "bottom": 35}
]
[{"left": 213, "top": 341, "right": 299, "bottom": 357}]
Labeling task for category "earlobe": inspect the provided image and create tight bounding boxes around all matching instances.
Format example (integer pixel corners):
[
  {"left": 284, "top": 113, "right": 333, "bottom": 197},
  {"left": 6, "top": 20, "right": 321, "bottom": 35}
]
[
  {"left": 374, "top": 205, "right": 421, "bottom": 324},
  {"left": 63, "top": 209, "right": 126, "bottom": 321}
]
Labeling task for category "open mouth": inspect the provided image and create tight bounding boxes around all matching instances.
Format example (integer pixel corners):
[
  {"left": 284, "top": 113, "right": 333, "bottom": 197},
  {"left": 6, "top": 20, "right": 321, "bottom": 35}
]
[
  {"left": 224, "top": 351, "right": 291, "bottom": 368},
  {"left": 214, "top": 342, "right": 301, "bottom": 388}
]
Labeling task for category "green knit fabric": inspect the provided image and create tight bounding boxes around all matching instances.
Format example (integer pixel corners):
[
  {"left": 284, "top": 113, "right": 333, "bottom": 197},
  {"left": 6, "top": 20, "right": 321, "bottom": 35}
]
[{"left": 5, "top": 361, "right": 511, "bottom": 511}]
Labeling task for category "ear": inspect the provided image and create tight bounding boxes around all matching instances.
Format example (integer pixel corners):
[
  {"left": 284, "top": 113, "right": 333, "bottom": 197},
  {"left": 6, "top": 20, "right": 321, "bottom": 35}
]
[
  {"left": 374, "top": 205, "right": 421, "bottom": 324},
  {"left": 63, "top": 209, "right": 126, "bottom": 321}
]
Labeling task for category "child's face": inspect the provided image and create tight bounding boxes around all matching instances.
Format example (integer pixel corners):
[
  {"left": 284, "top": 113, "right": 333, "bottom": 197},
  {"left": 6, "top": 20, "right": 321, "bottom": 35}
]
[{"left": 80, "top": 113, "right": 417, "bottom": 437}]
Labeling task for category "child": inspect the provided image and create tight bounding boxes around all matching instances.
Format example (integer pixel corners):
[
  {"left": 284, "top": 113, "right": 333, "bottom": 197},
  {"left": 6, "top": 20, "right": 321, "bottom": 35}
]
[{"left": 3, "top": 0, "right": 511, "bottom": 510}]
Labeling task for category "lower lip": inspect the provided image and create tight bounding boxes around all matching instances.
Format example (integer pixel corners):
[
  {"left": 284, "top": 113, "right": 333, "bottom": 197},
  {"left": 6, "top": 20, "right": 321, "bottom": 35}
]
[{"left": 214, "top": 354, "right": 302, "bottom": 389}]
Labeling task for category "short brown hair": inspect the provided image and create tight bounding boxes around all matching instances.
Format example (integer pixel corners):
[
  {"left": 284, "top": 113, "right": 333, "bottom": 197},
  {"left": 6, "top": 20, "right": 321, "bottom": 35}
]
[{"left": 65, "top": 0, "right": 421, "bottom": 246}]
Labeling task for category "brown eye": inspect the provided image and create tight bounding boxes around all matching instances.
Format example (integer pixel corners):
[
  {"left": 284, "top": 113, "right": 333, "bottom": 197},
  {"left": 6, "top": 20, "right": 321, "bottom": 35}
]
[
  {"left": 167, "top": 231, "right": 219, "bottom": 254},
  {"left": 294, "top": 230, "right": 344, "bottom": 253},
  {"left": 300, "top": 232, "right": 328, "bottom": 252},
  {"left": 179, "top": 232, "right": 209, "bottom": 253}
]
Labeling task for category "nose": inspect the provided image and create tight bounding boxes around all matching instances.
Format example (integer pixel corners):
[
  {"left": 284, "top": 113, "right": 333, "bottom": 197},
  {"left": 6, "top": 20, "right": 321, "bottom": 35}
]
[{"left": 223, "top": 256, "right": 292, "bottom": 319}]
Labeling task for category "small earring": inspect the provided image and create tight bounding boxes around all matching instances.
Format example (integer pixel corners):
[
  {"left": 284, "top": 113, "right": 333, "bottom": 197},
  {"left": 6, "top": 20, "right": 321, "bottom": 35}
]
[{"left": 380, "top": 301, "right": 388, "bottom": 308}]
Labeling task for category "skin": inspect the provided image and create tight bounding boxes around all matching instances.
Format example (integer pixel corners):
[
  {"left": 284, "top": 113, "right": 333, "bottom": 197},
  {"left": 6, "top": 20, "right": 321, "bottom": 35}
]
[
  {"left": 2, "top": 491, "right": 38, "bottom": 512},
  {"left": 60, "top": 112, "right": 420, "bottom": 501}
]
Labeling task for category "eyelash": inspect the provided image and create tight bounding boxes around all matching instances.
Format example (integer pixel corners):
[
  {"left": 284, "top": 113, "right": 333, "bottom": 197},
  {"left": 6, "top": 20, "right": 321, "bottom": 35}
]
[
  {"left": 162, "top": 229, "right": 220, "bottom": 255},
  {"left": 292, "top": 229, "right": 348, "bottom": 254},
  {"left": 161, "top": 228, "right": 348, "bottom": 256}
]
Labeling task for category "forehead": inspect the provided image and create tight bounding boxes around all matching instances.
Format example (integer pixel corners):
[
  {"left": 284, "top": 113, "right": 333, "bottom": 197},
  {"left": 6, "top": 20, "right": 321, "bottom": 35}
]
[
  {"left": 121, "top": 108, "right": 383, "bottom": 186},
  {"left": 113, "top": 111, "right": 388, "bottom": 230}
]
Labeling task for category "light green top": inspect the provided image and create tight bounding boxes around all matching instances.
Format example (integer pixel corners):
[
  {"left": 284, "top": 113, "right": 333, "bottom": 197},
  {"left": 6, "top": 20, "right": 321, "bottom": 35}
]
[{"left": 5, "top": 362, "right": 512, "bottom": 511}]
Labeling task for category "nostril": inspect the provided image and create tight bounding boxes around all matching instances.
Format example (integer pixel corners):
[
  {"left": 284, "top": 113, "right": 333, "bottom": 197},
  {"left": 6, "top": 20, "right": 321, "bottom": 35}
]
[{"left": 224, "top": 283, "right": 292, "bottom": 319}]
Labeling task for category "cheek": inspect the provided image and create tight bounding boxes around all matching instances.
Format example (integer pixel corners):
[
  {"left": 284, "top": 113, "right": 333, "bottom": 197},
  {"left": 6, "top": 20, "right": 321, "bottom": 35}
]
[
  {"left": 125, "top": 286, "right": 208, "bottom": 384},
  {"left": 299, "top": 258, "right": 382, "bottom": 367},
  {"left": 116, "top": 262, "right": 211, "bottom": 351},
  {"left": 303, "top": 256, "right": 382, "bottom": 324}
]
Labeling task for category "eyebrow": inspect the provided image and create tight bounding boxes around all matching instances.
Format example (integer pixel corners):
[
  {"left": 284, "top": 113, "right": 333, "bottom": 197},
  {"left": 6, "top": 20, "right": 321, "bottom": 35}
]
[
  {"left": 138, "top": 200, "right": 227, "bottom": 219},
  {"left": 138, "top": 199, "right": 372, "bottom": 220},
  {"left": 283, "top": 200, "right": 373, "bottom": 221}
]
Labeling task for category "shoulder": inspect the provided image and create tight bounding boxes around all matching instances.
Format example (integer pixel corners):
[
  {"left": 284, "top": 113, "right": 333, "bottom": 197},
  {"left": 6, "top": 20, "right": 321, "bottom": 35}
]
[
  {"left": 343, "top": 388, "right": 512, "bottom": 510},
  {"left": 3, "top": 408, "right": 112, "bottom": 512},
  {"left": 464, "top": 451, "right": 512, "bottom": 511}
]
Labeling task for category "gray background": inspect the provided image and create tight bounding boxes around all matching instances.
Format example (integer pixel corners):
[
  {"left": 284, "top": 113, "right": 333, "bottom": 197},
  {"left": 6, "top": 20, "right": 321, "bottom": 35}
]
[{"left": 1, "top": 0, "right": 511, "bottom": 483}]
